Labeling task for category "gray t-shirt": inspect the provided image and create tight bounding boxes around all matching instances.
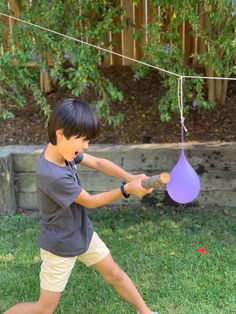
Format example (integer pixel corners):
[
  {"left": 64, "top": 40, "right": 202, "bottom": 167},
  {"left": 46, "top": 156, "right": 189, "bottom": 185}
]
[{"left": 36, "top": 148, "right": 93, "bottom": 257}]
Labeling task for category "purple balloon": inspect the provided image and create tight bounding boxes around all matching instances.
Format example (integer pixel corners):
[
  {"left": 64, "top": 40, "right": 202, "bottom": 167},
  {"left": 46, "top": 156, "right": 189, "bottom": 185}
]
[{"left": 167, "top": 149, "right": 200, "bottom": 204}]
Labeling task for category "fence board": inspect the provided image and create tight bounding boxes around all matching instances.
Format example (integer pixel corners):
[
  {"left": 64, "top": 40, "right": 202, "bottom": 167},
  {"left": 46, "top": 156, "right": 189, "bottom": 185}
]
[
  {"left": 2, "top": 15, "right": 10, "bottom": 52},
  {"left": 122, "top": 0, "right": 134, "bottom": 65},
  {"left": 112, "top": 12, "right": 123, "bottom": 65},
  {"left": 134, "top": 0, "right": 145, "bottom": 61},
  {"left": 2, "top": 0, "right": 20, "bottom": 52}
]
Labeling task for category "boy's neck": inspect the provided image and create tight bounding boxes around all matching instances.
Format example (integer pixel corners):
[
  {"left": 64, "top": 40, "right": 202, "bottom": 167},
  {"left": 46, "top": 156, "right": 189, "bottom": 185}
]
[{"left": 44, "top": 143, "right": 66, "bottom": 167}]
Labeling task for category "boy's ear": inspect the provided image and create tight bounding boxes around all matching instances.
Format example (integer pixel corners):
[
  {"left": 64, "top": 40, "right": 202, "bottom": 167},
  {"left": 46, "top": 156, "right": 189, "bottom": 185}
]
[{"left": 55, "top": 129, "right": 64, "bottom": 142}]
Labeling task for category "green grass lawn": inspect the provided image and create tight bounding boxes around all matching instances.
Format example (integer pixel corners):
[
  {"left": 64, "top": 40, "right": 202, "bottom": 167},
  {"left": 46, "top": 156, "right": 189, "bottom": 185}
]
[{"left": 0, "top": 205, "right": 236, "bottom": 314}]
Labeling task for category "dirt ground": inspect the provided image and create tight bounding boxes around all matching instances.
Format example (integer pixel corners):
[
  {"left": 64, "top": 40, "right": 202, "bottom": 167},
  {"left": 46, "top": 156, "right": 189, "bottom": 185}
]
[{"left": 1, "top": 66, "right": 236, "bottom": 146}]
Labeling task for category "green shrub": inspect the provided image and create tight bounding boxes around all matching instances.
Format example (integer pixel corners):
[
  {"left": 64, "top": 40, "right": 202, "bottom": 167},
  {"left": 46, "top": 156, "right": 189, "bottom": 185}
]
[
  {"left": 0, "top": 1, "right": 124, "bottom": 124},
  {"left": 134, "top": 0, "right": 236, "bottom": 121}
]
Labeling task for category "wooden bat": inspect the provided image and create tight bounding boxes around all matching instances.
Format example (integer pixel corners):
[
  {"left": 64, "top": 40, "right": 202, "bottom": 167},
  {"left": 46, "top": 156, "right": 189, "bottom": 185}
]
[{"left": 141, "top": 172, "right": 170, "bottom": 189}]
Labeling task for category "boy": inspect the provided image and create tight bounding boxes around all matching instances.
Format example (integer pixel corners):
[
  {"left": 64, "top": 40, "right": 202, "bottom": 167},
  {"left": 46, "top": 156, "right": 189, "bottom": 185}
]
[{"left": 4, "top": 99, "right": 159, "bottom": 314}]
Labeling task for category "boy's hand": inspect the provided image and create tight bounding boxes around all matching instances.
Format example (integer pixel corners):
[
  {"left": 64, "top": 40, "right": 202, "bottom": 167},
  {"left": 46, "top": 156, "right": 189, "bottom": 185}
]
[{"left": 124, "top": 176, "right": 153, "bottom": 198}]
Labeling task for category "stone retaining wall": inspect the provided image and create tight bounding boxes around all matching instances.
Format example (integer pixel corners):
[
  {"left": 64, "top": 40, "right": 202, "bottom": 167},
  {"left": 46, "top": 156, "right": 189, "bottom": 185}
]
[{"left": 0, "top": 142, "right": 236, "bottom": 215}]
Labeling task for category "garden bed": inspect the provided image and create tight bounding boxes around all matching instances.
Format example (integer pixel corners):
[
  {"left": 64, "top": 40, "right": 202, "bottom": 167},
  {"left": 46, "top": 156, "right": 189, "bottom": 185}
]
[{"left": 1, "top": 66, "right": 236, "bottom": 146}]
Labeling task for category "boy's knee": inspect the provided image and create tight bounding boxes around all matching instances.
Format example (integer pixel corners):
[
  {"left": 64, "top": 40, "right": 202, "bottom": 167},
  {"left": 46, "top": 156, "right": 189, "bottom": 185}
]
[
  {"left": 37, "top": 288, "right": 61, "bottom": 314},
  {"left": 36, "top": 299, "right": 58, "bottom": 314},
  {"left": 103, "top": 266, "right": 124, "bottom": 284},
  {"left": 36, "top": 303, "right": 54, "bottom": 314}
]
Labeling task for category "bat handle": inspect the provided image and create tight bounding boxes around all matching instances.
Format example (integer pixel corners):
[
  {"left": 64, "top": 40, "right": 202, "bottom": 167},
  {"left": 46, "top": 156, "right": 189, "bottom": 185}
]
[{"left": 141, "top": 172, "right": 170, "bottom": 189}]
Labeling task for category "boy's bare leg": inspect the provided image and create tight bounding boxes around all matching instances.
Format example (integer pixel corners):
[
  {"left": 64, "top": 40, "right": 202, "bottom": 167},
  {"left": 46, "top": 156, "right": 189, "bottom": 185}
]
[
  {"left": 3, "top": 289, "right": 61, "bottom": 314},
  {"left": 93, "top": 253, "right": 152, "bottom": 314}
]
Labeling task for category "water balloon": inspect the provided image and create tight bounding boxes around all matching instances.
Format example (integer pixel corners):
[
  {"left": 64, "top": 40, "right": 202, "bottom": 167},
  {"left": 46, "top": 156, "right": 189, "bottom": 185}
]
[{"left": 167, "top": 149, "right": 200, "bottom": 204}]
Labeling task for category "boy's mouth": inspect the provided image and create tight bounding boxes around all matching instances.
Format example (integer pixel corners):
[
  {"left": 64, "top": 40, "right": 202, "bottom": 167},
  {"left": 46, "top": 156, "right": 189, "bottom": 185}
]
[{"left": 74, "top": 151, "right": 79, "bottom": 157}]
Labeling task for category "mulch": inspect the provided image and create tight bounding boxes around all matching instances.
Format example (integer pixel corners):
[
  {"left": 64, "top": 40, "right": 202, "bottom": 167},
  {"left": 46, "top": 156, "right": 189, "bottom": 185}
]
[{"left": 1, "top": 66, "right": 236, "bottom": 146}]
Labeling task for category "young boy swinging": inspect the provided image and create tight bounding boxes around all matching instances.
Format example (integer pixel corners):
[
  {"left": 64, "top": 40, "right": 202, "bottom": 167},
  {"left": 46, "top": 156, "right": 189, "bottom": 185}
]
[{"left": 4, "top": 99, "right": 159, "bottom": 314}]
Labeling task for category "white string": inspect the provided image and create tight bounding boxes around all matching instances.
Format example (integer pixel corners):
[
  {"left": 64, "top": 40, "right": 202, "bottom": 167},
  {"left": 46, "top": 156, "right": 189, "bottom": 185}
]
[
  {"left": 183, "top": 75, "right": 236, "bottom": 81},
  {"left": 178, "top": 76, "right": 187, "bottom": 133}
]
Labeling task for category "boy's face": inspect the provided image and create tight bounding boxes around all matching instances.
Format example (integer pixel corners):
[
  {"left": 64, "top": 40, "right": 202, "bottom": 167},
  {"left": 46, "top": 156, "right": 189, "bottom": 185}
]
[{"left": 56, "top": 129, "right": 89, "bottom": 162}]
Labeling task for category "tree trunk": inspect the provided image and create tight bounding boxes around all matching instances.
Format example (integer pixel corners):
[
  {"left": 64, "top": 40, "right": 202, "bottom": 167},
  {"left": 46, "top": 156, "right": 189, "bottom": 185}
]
[
  {"left": 206, "top": 67, "right": 215, "bottom": 102},
  {"left": 215, "top": 78, "right": 222, "bottom": 103},
  {"left": 221, "top": 79, "right": 228, "bottom": 105}
]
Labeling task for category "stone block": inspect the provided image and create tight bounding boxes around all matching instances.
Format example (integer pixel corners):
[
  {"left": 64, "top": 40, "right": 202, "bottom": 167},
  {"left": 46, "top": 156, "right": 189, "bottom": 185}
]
[{"left": 0, "top": 152, "right": 16, "bottom": 215}]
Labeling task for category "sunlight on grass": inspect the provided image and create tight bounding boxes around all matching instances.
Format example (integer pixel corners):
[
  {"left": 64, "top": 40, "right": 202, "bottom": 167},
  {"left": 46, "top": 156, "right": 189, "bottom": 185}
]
[{"left": 0, "top": 206, "right": 236, "bottom": 314}]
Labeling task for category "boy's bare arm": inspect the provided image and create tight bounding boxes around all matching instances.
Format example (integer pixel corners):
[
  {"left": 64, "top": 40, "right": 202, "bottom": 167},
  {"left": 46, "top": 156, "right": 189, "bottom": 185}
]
[
  {"left": 75, "top": 188, "right": 124, "bottom": 209},
  {"left": 74, "top": 178, "right": 152, "bottom": 209},
  {"left": 80, "top": 153, "right": 144, "bottom": 182}
]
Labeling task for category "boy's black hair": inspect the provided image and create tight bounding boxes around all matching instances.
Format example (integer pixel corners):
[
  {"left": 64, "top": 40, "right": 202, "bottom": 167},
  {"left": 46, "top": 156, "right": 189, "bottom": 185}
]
[{"left": 47, "top": 99, "right": 99, "bottom": 145}]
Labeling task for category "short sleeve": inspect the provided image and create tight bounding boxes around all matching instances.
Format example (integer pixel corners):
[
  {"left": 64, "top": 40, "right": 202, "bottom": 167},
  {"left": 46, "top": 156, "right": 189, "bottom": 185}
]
[
  {"left": 75, "top": 152, "right": 84, "bottom": 164},
  {"left": 47, "top": 176, "right": 82, "bottom": 209}
]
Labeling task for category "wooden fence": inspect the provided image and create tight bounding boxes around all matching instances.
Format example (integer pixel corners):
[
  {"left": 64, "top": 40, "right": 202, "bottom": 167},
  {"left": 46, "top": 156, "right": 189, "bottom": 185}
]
[{"left": 1, "top": 0, "right": 198, "bottom": 66}]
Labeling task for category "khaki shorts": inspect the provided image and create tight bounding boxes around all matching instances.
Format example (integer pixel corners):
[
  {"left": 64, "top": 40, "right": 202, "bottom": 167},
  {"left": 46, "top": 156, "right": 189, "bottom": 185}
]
[{"left": 40, "top": 232, "right": 110, "bottom": 292}]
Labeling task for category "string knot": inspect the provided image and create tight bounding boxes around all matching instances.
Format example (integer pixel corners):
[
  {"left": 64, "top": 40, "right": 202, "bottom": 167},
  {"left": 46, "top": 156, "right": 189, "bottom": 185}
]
[{"left": 181, "top": 116, "right": 188, "bottom": 132}]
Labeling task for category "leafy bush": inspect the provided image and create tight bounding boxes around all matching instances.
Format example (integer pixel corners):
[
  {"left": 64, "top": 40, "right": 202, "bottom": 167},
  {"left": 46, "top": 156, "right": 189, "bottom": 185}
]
[
  {"left": 0, "top": 1, "right": 124, "bottom": 124},
  {"left": 1, "top": 1, "right": 235, "bottom": 123},
  {"left": 134, "top": 0, "right": 236, "bottom": 121}
]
